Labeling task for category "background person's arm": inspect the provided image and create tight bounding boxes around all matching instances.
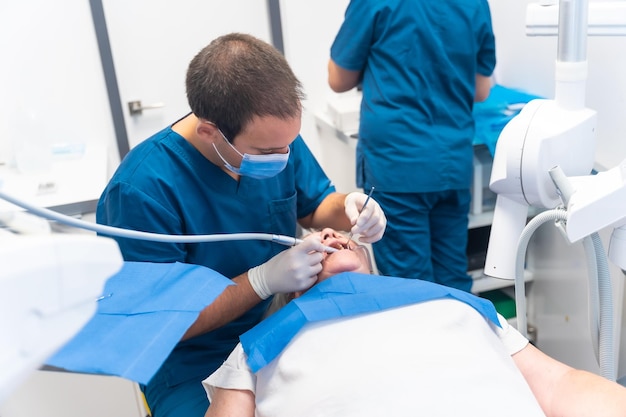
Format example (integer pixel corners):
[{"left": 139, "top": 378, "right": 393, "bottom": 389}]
[
  {"left": 513, "top": 342, "right": 626, "bottom": 417},
  {"left": 204, "top": 388, "right": 255, "bottom": 417},
  {"left": 475, "top": 74, "right": 492, "bottom": 102},
  {"left": 328, "top": 59, "right": 361, "bottom": 92}
]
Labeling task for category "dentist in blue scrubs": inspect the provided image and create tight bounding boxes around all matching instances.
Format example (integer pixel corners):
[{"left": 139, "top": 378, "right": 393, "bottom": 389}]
[
  {"left": 328, "top": 0, "right": 496, "bottom": 292},
  {"left": 97, "top": 33, "right": 386, "bottom": 417}
]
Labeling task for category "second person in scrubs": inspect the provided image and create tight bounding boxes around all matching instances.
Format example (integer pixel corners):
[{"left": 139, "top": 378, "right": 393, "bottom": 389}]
[{"left": 328, "top": 0, "right": 496, "bottom": 292}]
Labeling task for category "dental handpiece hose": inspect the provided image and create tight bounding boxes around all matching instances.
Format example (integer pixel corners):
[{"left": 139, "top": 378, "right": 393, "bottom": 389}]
[{"left": 0, "top": 189, "right": 337, "bottom": 252}]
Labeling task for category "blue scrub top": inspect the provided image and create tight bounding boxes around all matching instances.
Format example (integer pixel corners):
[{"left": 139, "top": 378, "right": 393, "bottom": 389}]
[
  {"left": 96, "top": 123, "right": 335, "bottom": 385},
  {"left": 331, "top": 0, "right": 496, "bottom": 193}
]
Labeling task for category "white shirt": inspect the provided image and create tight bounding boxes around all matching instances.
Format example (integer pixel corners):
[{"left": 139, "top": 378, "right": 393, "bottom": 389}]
[{"left": 204, "top": 299, "right": 546, "bottom": 417}]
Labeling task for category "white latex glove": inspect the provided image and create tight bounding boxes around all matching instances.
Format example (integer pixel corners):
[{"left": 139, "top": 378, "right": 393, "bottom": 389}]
[
  {"left": 344, "top": 192, "right": 387, "bottom": 243},
  {"left": 248, "top": 236, "right": 326, "bottom": 299}
]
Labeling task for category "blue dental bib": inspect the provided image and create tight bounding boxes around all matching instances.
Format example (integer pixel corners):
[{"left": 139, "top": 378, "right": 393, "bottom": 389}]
[{"left": 241, "top": 273, "right": 500, "bottom": 372}]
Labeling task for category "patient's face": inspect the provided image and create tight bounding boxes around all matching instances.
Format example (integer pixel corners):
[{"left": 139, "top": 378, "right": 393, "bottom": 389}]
[
  {"left": 316, "top": 228, "right": 372, "bottom": 281},
  {"left": 287, "top": 228, "right": 372, "bottom": 300}
]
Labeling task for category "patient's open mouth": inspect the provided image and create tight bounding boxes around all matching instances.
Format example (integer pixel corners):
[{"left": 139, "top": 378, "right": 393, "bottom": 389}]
[{"left": 324, "top": 237, "right": 350, "bottom": 251}]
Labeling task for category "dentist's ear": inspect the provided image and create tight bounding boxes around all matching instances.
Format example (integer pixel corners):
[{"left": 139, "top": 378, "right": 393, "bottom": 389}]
[{"left": 196, "top": 119, "right": 220, "bottom": 140}]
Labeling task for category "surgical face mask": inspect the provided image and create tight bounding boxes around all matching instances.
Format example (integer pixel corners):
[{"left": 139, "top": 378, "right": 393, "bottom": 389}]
[{"left": 212, "top": 129, "right": 290, "bottom": 179}]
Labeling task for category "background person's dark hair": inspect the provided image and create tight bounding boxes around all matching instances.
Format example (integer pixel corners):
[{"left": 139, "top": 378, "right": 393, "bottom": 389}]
[{"left": 186, "top": 32, "right": 305, "bottom": 141}]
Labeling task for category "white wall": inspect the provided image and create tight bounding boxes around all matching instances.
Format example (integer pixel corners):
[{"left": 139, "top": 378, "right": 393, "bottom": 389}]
[
  {"left": 279, "top": 0, "right": 350, "bottom": 161},
  {"left": 102, "top": 0, "right": 272, "bottom": 152},
  {"left": 0, "top": 0, "right": 118, "bottom": 174}
]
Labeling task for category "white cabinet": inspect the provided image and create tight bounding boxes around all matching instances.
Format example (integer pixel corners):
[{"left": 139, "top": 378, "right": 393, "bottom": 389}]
[
  {"left": 0, "top": 144, "right": 109, "bottom": 216},
  {"left": 0, "top": 371, "right": 149, "bottom": 417}
]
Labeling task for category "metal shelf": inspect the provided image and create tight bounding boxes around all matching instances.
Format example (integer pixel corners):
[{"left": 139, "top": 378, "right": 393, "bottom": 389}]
[{"left": 468, "top": 211, "right": 494, "bottom": 229}]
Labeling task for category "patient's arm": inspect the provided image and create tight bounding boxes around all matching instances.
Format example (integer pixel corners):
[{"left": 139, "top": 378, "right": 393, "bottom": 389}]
[
  {"left": 513, "top": 342, "right": 626, "bottom": 417},
  {"left": 204, "top": 388, "right": 255, "bottom": 417}
]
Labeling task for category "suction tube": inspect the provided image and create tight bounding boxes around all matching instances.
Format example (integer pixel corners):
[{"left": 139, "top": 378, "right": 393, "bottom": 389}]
[{"left": 515, "top": 208, "right": 615, "bottom": 380}]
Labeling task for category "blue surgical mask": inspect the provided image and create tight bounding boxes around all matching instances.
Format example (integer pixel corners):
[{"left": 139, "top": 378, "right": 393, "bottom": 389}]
[{"left": 212, "top": 129, "right": 290, "bottom": 179}]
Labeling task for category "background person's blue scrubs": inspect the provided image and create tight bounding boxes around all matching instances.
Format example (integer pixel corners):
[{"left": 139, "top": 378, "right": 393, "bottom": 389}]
[
  {"left": 96, "top": 123, "right": 335, "bottom": 417},
  {"left": 373, "top": 190, "right": 472, "bottom": 292},
  {"left": 330, "top": 0, "right": 496, "bottom": 291}
]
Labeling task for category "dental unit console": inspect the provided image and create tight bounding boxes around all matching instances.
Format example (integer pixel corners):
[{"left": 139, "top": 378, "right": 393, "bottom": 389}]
[
  {"left": 483, "top": 0, "right": 626, "bottom": 380},
  {"left": 484, "top": 97, "right": 597, "bottom": 279},
  {"left": 0, "top": 234, "right": 123, "bottom": 404},
  {"left": 485, "top": 0, "right": 626, "bottom": 280},
  {"left": 565, "top": 160, "right": 626, "bottom": 270}
]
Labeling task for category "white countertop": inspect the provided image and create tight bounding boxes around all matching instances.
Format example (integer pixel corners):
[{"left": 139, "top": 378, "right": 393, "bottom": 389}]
[{"left": 0, "top": 144, "right": 108, "bottom": 215}]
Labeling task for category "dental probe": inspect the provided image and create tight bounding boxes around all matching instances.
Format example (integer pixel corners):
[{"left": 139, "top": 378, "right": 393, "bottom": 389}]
[{"left": 346, "top": 186, "right": 375, "bottom": 247}]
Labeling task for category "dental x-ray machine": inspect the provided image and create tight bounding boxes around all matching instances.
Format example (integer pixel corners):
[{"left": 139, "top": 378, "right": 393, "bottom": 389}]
[{"left": 484, "top": 0, "right": 626, "bottom": 381}]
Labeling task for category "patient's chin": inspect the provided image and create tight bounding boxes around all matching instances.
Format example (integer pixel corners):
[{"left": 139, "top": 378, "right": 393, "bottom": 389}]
[{"left": 321, "top": 252, "right": 363, "bottom": 277}]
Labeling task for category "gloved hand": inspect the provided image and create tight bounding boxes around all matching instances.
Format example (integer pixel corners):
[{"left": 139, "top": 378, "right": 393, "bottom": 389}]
[
  {"left": 248, "top": 236, "right": 326, "bottom": 299},
  {"left": 344, "top": 192, "right": 387, "bottom": 243}
]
